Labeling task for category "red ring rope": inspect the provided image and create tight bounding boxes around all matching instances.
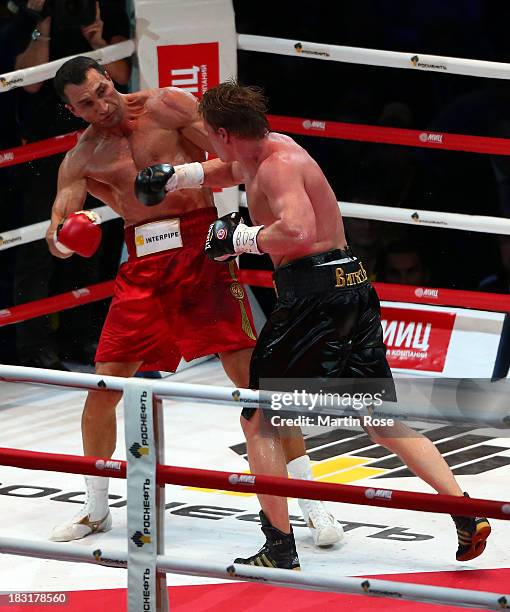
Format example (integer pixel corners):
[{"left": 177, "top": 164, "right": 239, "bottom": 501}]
[
  {"left": 0, "top": 132, "right": 81, "bottom": 169},
  {"left": 238, "top": 270, "right": 510, "bottom": 313},
  {"left": 0, "top": 281, "right": 114, "bottom": 326},
  {"left": 267, "top": 115, "right": 510, "bottom": 155},
  {"left": 1, "top": 275, "right": 510, "bottom": 329},
  {"left": 0, "top": 447, "right": 508, "bottom": 520},
  {"left": 2, "top": 113, "right": 510, "bottom": 171}
]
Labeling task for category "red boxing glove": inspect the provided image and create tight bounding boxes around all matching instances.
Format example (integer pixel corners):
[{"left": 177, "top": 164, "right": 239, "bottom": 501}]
[{"left": 54, "top": 210, "right": 102, "bottom": 258}]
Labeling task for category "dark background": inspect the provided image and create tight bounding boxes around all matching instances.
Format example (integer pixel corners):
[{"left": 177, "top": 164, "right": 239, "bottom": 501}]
[
  {"left": 234, "top": 0, "right": 510, "bottom": 293},
  {"left": 2, "top": 0, "right": 510, "bottom": 364}
]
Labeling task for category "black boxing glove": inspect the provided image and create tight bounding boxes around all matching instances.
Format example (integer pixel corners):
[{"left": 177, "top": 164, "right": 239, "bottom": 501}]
[
  {"left": 205, "top": 212, "right": 264, "bottom": 262},
  {"left": 134, "top": 162, "right": 204, "bottom": 206}
]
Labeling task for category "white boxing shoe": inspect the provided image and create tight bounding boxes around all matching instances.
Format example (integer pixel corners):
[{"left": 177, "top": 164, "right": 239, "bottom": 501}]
[
  {"left": 298, "top": 499, "right": 344, "bottom": 547},
  {"left": 50, "top": 476, "right": 112, "bottom": 542},
  {"left": 50, "top": 510, "right": 112, "bottom": 542}
]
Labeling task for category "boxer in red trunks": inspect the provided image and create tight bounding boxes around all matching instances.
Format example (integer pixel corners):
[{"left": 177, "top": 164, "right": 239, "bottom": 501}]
[{"left": 45, "top": 56, "right": 257, "bottom": 541}]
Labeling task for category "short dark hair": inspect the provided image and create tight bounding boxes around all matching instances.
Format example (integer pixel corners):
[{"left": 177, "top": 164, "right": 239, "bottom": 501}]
[
  {"left": 54, "top": 56, "right": 107, "bottom": 102},
  {"left": 198, "top": 79, "right": 269, "bottom": 139}
]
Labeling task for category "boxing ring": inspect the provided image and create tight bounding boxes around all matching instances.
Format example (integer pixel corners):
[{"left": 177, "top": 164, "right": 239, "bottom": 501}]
[
  {"left": 1, "top": 365, "right": 510, "bottom": 611},
  {"left": 2, "top": 5, "right": 510, "bottom": 611}
]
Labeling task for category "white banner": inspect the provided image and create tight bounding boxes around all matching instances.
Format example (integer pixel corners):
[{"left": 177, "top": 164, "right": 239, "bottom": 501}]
[
  {"left": 134, "top": 0, "right": 238, "bottom": 214},
  {"left": 124, "top": 380, "right": 157, "bottom": 612}
]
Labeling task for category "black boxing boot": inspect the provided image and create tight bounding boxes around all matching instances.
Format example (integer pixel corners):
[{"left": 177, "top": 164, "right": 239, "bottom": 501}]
[
  {"left": 451, "top": 493, "right": 491, "bottom": 561},
  {"left": 233, "top": 511, "right": 300, "bottom": 570}
]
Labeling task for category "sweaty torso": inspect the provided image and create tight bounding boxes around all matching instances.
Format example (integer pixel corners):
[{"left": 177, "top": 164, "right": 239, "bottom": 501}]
[
  {"left": 69, "top": 90, "right": 213, "bottom": 226},
  {"left": 244, "top": 133, "right": 346, "bottom": 267}
]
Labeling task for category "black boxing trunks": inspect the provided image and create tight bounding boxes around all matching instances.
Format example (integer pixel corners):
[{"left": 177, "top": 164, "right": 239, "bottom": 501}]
[{"left": 243, "top": 248, "right": 394, "bottom": 420}]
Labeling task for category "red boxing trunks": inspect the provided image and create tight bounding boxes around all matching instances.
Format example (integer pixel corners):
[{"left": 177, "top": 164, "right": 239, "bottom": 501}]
[{"left": 95, "top": 208, "right": 257, "bottom": 371}]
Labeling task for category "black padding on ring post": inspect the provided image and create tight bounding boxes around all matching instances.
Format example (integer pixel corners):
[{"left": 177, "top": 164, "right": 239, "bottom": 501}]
[{"left": 491, "top": 312, "right": 510, "bottom": 380}]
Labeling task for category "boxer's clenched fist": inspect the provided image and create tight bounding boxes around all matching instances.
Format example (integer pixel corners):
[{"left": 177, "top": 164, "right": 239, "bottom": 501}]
[
  {"left": 134, "top": 162, "right": 204, "bottom": 206},
  {"left": 52, "top": 210, "right": 102, "bottom": 258},
  {"left": 205, "top": 212, "right": 264, "bottom": 262}
]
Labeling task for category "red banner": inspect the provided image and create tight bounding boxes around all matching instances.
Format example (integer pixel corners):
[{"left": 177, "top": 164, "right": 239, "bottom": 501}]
[
  {"left": 157, "top": 42, "right": 220, "bottom": 97},
  {"left": 381, "top": 307, "right": 455, "bottom": 372}
]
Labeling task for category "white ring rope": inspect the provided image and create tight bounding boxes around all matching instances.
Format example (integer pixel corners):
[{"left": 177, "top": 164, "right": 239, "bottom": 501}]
[
  {"left": 3, "top": 196, "right": 510, "bottom": 252},
  {"left": 240, "top": 193, "right": 510, "bottom": 235},
  {"left": 2, "top": 32, "right": 510, "bottom": 92},
  {"left": 0, "top": 537, "right": 507, "bottom": 611},
  {"left": 1, "top": 364, "right": 510, "bottom": 427},
  {"left": 0, "top": 40, "right": 135, "bottom": 93},
  {"left": 238, "top": 34, "right": 510, "bottom": 80},
  {"left": 1, "top": 33, "right": 509, "bottom": 247}
]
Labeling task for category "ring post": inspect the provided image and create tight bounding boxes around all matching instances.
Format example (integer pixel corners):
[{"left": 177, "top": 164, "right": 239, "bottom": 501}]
[
  {"left": 154, "top": 396, "right": 169, "bottom": 611},
  {"left": 124, "top": 379, "right": 166, "bottom": 611}
]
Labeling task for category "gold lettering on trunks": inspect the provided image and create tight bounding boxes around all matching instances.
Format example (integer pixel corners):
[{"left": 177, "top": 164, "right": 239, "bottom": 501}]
[
  {"left": 228, "top": 261, "right": 256, "bottom": 340},
  {"left": 336, "top": 263, "right": 368, "bottom": 288},
  {"left": 335, "top": 267, "right": 346, "bottom": 287}
]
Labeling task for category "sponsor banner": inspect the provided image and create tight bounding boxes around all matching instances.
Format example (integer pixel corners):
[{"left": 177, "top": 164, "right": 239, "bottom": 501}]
[
  {"left": 303, "top": 119, "right": 326, "bottom": 131},
  {"left": 0, "top": 230, "right": 23, "bottom": 250},
  {"left": 381, "top": 307, "right": 455, "bottom": 372},
  {"left": 381, "top": 302, "right": 505, "bottom": 377},
  {"left": 157, "top": 42, "right": 220, "bottom": 97},
  {"left": 0, "top": 73, "right": 25, "bottom": 91},
  {"left": 293, "top": 41, "right": 331, "bottom": 58},
  {"left": 410, "top": 54, "right": 448, "bottom": 72},
  {"left": 124, "top": 380, "right": 156, "bottom": 612},
  {"left": 134, "top": 218, "right": 182, "bottom": 257},
  {"left": 135, "top": 0, "right": 237, "bottom": 217}
]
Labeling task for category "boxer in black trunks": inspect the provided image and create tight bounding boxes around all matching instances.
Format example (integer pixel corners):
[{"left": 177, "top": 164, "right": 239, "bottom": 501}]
[
  {"left": 136, "top": 80, "right": 491, "bottom": 568},
  {"left": 246, "top": 248, "right": 394, "bottom": 412}
]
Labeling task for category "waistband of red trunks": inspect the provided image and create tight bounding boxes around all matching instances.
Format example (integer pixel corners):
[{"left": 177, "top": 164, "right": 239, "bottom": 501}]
[{"left": 124, "top": 207, "right": 218, "bottom": 258}]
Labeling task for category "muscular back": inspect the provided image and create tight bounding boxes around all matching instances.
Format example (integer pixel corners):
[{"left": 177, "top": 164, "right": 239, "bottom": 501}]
[
  {"left": 245, "top": 133, "right": 346, "bottom": 267},
  {"left": 68, "top": 88, "right": 214, "bottom": 226}
]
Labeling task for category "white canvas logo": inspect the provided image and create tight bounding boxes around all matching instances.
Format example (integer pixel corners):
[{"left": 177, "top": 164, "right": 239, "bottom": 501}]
[
  {"left": 419, "top": 132, "right": 443, "bottom": 144},
  {"left": 303, "top": 119, "right": 326, "bottom": 131},
  {"left": 171, "top": 66, "right": 201, "bottom": 93},
  {"left": 381, "top": 320, "right": 431, "bottom": 351}
]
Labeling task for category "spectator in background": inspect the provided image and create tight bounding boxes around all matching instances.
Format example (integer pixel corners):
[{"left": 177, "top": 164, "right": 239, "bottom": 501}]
[
  {"left": 13, "top": 0, "right": 130, "bottom": 369},
  {"left": 379, "top": 240, "right": 431, "bottom": 286},
  {"left": 0, "top": 0, "right": 45, "bottom": 363},
  {"left": 352, "top": 101, "right": 417, "bottom": 208},
  {"left": 479, "top": 235, "right": 510, "bottom": 293},
  {"left": 344, "top": 217, "right": 384, "bottom": 281}
]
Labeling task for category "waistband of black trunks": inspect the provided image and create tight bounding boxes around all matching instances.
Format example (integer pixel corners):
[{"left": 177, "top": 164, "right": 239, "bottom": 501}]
[{"left": 273, "top": 248, "right": 369, "bottom": 299}]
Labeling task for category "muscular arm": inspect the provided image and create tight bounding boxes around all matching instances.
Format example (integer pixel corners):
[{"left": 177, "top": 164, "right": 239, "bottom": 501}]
[
  {"left": 201, "top": 158, "right": 245, "bottom": 188},
  {"left": 255, "top": 157, "right": 316, "bottom": 256},
  {"left": 46, "top": 154, "right": 87, "bottom": 258},
  {"left": 158, "top": 88, "right": 214, "bottom": 153}
]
